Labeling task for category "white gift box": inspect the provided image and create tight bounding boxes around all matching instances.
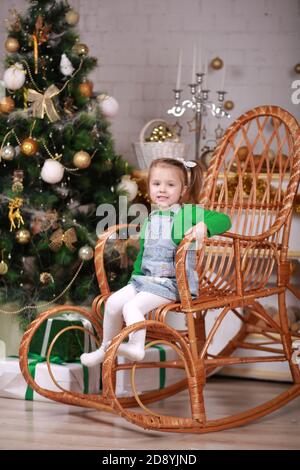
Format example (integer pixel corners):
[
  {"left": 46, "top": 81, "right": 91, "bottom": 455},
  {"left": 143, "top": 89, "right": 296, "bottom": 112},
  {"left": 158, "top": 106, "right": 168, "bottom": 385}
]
[
  {"left": 218, "top": 333, "right": 299, "bottom": 382},
  {"left": 116, "top": 344, "right": 186, "bottom": 396},
  {"left": 0, "top": 357, "right": 101, "bottom": 402}
]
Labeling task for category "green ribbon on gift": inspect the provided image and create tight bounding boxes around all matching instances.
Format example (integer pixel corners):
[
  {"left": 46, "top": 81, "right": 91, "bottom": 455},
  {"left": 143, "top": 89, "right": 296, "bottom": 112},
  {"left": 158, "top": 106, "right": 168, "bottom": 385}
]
[
  {"left": 11, "top": 354, "right": 89, "bottom": 400},
  {"left": 151, "top": 345, "right": 166, "bottom": 389},
  {"left": 74, "top": 359, "right": 89, "bottom": 394}
]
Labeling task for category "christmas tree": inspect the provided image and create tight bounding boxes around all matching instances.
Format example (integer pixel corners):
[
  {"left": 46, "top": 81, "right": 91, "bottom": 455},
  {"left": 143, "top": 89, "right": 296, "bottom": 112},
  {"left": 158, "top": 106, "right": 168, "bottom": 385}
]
[{"left": 0, "top": 0, "right": 132, "bottom": 326}]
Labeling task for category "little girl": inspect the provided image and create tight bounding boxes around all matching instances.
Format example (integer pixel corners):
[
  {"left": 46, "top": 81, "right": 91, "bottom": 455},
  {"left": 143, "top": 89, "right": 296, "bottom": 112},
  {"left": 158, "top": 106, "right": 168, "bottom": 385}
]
[{"left": 81, "top": 157, "right": 231, "bottom": 367}]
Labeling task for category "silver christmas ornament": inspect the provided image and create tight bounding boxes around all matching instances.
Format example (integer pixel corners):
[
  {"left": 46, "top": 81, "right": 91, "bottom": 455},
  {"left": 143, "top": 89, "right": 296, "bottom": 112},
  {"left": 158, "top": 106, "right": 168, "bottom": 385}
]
[
  {"left": 79, "top": 245, "right": 94, "bottom": 261},
  {"left": 0, "top": 144, "right": 16, "bottom": 161}
]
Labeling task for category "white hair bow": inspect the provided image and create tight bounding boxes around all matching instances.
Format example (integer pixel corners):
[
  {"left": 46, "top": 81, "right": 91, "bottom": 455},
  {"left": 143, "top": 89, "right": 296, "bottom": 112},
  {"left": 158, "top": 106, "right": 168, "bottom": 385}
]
[{"left": 175, "top": 158, "right": 197, "bottom": 168}]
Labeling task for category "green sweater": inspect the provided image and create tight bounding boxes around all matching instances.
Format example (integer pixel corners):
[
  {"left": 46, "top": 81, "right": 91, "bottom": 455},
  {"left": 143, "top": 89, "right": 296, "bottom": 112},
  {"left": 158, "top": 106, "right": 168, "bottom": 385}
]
[{"left": 130, "top": 204, "right": 231, "bottom": 278}]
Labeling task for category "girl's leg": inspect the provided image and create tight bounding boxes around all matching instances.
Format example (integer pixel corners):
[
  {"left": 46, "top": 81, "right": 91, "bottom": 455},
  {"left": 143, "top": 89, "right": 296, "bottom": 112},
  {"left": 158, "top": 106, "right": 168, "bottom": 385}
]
[
  {"left": 118, "top": 291, "right": 169, "bottom": 361},
  {"left": 80, "top": 284, "right": 137, "bottom": 367}
]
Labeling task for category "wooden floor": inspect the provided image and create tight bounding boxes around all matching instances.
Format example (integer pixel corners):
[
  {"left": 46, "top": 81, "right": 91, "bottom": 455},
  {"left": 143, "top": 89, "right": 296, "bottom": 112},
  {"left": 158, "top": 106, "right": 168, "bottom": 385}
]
[{"left": 0, "top": 377, "right": 300, "bottom": 450}]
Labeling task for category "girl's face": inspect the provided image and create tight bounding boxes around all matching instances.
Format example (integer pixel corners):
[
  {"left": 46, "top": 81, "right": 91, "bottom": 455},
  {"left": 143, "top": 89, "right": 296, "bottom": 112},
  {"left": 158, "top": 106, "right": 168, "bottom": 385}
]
[{"left": 149, "top": 165, "right": 187, "bottom": 209}]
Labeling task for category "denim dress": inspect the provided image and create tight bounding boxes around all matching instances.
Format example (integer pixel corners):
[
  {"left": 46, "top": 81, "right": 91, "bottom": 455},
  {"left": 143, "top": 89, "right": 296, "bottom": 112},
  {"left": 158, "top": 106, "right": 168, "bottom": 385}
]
[{"left": 129, "top": 206, "right": 199, "bottom": 301}]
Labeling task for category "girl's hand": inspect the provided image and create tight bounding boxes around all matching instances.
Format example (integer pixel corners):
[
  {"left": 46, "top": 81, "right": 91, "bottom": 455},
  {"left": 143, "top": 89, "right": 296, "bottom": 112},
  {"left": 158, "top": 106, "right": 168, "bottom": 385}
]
[{"left": 185, "top": 222, "right": 207, "bottom": 246}]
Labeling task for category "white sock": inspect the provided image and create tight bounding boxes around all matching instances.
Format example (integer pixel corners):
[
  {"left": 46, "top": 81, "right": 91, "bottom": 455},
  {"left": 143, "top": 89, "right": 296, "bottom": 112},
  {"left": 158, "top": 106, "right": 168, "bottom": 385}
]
[
  {"left": 80, "top": 284, "right": 137, "bottom": 367},
  {"left": 80, "top": 342, "right": 110, "bottom": 367},
  {"left": 117, "top": 329, "right": 146, "bottom": 361}
]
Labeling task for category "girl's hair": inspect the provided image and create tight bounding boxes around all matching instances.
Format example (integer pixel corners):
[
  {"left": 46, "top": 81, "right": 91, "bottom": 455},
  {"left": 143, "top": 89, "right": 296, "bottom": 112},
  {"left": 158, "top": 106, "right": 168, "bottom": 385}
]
[{"left": 148, "top": 157, "right": 204, "bottom": 204}]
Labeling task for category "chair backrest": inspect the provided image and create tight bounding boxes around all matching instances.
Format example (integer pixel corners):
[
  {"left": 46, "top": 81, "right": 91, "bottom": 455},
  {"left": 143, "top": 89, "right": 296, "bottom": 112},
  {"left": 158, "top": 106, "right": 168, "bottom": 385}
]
[{"left": 197, "top": 106, "right": 300, "bottom": 293}]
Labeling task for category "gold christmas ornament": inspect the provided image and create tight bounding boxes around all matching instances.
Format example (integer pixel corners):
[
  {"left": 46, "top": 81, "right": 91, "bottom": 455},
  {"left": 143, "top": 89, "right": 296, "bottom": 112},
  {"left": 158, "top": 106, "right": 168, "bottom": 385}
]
[
  {"left": 78, "top": 245, "right": 94, "bottom": 261},
  {"left": 15, "top": 228, "right": 31, "bottom": 244},
  {"left": 20, "top": 137, "right": 39, "bottom": 156},
  {"left": 12, "top": 169, "right": 24, "bottom": 193},
  {"left": 27, "top": 84, "right": 60, "bottom": 122},
  {"left": 65, "top": 9, "right": 80, "bottom": 25},
  {"left": 224, "top": 100, "right": 234, "bottom": 111},
  {"left": 0, "top": 96, "right": 15, "bottom": 113},
  {"left": 72, "top": 43, "right": 89, "bottom": 56},
  {"left": 8, "top": 197, "right": 24, "bottom": 231},
  {"left": 237, "top": 146, "right": 249, "bottom": 161},
  {"left": 12, "top": 181, "right": 23, "bottom": 192},
  {"left": 78, "top": 81, "right": 93, "bottom": 98},
  {"left": 294, "top": 63, "right": 300, "bottom": 74},
  {"left": 0, "top": 144, "right": 16, "bottom": 161},
  {"left": 49, "top": 227, "right": 77, "bottom": 252},
  {"left": 40, "top": 272, "right": 54, "bottom": 284},
  {"left": 5, "top": 36, "right": 20, "bottom": 53},
  {"left": 146, "top": 123, "right": 176, "bottom": 143},
  {"left": 73, "top": 150, "right": 91, "bottom": 169},
  {"left": 211, "top": 57, "right": 223, "bottom": 70},
  {"left": 0, "top": 261, "right": 8, "bottom": 275}
]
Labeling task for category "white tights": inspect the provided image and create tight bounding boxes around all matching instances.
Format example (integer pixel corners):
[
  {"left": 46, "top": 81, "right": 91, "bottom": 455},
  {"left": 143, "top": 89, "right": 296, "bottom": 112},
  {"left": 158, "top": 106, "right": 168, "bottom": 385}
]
[{"left": 80, "top": 284, "right": 168, "bottom": 367}]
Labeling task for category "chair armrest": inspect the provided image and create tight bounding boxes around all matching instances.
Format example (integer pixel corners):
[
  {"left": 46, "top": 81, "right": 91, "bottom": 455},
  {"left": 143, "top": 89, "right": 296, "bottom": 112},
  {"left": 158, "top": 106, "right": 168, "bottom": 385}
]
[
  {"left": 95, "top": 224, "right": 139, "bottom": 295},
  {"left": 175, "top": 232, "right": 280, "bottom": 310}
]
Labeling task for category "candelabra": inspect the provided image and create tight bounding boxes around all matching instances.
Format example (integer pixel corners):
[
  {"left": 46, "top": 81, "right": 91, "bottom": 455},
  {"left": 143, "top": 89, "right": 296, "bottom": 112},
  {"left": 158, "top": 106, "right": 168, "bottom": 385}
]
[{"left": 167, "top": 72, "right": 231, "bottom": 161}]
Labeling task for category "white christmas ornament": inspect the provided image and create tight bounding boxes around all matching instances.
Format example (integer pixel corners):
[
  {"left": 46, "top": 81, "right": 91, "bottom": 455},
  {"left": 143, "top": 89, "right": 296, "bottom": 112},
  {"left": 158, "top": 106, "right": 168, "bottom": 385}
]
[
  {"left": 41, "top": 159, "right": 65, "bottom": 184},
  {"left": 117, "top": 175, "right": 138, "bottom": 201},
  {"left": 3, "top": 63, "right": 26, "bottom": 90},
  {"left": 60, "top": 53, "right": 75, "bottom": 76},
  {"left": 97, "top": 94, "right": 119, "bottom": 118}
]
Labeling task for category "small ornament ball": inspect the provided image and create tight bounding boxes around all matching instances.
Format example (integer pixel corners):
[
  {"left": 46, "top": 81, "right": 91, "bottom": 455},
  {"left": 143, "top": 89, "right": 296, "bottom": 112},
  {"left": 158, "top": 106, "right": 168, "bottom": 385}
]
[
  {"left": 78, "top": 81, "right": 93, "bottom": 98},
  {"left": 294, "top": 63, "right": 300, "bottom": 74},
  {"left": 5, "top": 37, "right": 20, "bottom": 53},
  {"left": 40, "top": 272, "right": 54, "bottom": 284},
  {"left": 0, "top": 261, "right": 8, "bottom": 275},
  {"left": 0, "top": 96, "right": 15, "bottom": 113},
  {"left": 41, "top": 159, "right": 65, "bottom": 184},
  {"left": 73, "top": 150, "right": 91, "bottom": 169},
  {"left": 224, "top": 100, "right": 234, "bottom": 111},
  {"left": 79, "top": 245, "right": 94, "bottom": 261},
  {"left": 237, "top": 146, "right": 249, "bottom": 161},
  {"left": 97, "top": 94, "right": 119, "bottom": 118},
  {"left": 65, "top": 9, "right": 80, "bottom": 25},
  {"left": 0, "top": 144, "right": 16, "bottom": 161},
  {"left": 15, "top": 229, "right": 31, "bottom": 244},
  {"left": 21, "top": 137, "right": 38, "bottom": 156},
  {"left": 72, "top": 43, "right": 89, "bottom": 56},
  {"left": 211, "top": 57, "right": 223, "bottom": 70}
]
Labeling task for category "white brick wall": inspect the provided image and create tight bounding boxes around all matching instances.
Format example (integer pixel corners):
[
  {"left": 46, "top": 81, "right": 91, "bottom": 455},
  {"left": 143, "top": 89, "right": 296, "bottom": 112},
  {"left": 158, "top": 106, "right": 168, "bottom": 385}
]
[{"left": 0, "top": 0, "right": 300, "bottom": 166}]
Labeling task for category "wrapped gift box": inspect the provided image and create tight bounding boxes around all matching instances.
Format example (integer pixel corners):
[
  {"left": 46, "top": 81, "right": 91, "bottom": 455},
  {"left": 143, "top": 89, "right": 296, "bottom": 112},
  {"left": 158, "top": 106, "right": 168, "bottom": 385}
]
[
  {"left": 0, "top": 356, "right": 101, "bottom": 402},
  {"left": 115, "top": 344, "right": 186, "bottom": 396},
  {"left": 218, "top": 333, "right": 299, "bottom": 382},
  {"left": 29, "top": 313, "right": 97, "bottom": 362}
]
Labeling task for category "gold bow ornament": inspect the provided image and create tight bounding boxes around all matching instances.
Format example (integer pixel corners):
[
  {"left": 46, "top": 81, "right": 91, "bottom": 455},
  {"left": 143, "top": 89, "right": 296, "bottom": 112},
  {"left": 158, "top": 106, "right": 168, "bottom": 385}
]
[
  {"left": 27, "top": 84, "right": 60, "bottom": 122},
  {"left": 49, "top": 227, "right": 77, "bottom": 252}
]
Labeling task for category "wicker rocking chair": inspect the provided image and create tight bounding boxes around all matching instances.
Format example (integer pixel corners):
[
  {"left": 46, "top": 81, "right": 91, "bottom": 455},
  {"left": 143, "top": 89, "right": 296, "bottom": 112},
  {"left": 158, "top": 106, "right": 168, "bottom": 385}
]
[{"left": 19, "top": 105, "right": 300, "bottom": 433}]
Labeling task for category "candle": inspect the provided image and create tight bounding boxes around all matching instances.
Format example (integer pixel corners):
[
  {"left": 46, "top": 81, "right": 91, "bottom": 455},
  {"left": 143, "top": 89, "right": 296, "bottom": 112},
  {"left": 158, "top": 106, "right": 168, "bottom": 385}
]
[
  {"left": 221, "top": 62, "right": 226, "bottom": 90},
  {"left": 176, "top": 48, "right": 182, "bottom": 90},
  {"left": 203, "top": 52, "right": 208, "bottom": 88},
  {"left": 192, "top": 45, "right": 196, "bottom": 83},
  {"left": 198, "top": 45, "right": 202, "bottom": 74}
]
